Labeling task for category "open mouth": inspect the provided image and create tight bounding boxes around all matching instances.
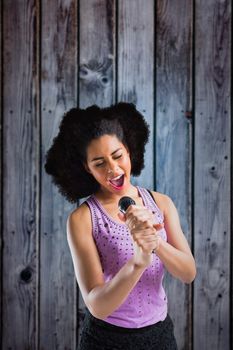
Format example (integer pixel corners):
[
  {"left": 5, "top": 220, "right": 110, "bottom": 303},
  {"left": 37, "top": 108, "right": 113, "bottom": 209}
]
[{"left": 109, "top": 174, "right": 125, "bottom": 188}]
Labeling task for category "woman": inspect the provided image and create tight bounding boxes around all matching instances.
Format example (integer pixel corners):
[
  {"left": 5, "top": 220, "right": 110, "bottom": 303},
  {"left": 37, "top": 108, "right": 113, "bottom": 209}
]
[{"left": 44, "top": 102, "right": 196, "bottom": 349}]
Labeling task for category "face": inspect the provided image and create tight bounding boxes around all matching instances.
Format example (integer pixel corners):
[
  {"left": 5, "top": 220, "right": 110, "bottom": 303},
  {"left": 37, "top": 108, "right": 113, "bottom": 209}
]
[{"left": 84, "top": 134, "right": 131, "bottom": 195}]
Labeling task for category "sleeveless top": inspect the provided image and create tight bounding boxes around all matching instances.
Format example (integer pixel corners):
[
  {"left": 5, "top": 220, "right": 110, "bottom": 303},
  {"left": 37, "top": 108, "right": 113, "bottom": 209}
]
[{"left": 85, "top": 186, "right": 168, "bottom": 328}]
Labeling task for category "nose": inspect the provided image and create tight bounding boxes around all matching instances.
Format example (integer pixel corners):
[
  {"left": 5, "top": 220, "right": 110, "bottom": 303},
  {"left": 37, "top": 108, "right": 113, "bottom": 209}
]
[{"left": 107, "top": 159, "right": 120, "bottom": 174}]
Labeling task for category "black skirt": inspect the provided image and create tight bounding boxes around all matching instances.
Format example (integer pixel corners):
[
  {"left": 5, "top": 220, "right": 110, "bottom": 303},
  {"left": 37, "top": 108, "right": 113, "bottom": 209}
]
[{"left": 78, "top": 308, "right": 178, "bottom": 350}]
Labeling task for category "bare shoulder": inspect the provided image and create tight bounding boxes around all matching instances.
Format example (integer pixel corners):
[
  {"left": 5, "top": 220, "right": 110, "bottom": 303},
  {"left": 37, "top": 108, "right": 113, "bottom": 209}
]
[
  {"left": 66, "top": 201, "right": 93, "bottom": 250},
  {"left": 67, "top": 201, "right": 91, "bottom": 234},
  {"left": 69, "top": 200, "right": 90, "bottom": 219},
  {"left": 150, "top": 190, "right": 170, "bottom": 216}
]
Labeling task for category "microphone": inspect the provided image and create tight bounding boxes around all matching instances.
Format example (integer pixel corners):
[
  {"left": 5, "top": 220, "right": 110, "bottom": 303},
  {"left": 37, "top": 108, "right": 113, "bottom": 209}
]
[
  {"left": 118, "top": 196, "right": 136, "bottom": 214},
  {"left": 118, "top": 196, "right": 156, "bottom": 254}
]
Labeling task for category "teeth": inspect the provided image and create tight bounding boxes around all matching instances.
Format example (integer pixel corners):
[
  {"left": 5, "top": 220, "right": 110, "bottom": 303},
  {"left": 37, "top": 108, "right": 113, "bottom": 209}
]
[{"left": 112, "top": 174, "right": 123, "bottom": 180}]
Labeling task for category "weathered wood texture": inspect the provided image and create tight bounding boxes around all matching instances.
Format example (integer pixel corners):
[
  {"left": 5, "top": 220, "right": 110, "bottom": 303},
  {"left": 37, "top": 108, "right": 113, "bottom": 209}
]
[
  {"left": 79, "top": 0, "right": 115, "bottom": 107},
  {"left": 118, "top": 0, "right": 155, "bottom": 189},
  {"left": 0, "top": 0, "right": 2, "bottom": 344},
  {"left": 40, "top": 1, "right": 78, "bottom": 349},
  {"left": 0, "top": 0, "right": 2, "bottom": 345},
  {"left": 156, "top": 2, "right": 193, "bottom": 349},
  {"left": 0, "top": 0, "right": 232, "bottom": 349},
  {"left": 2, "top": 0, "right": 39, "bottom": 349},
  {"left": 194, "top": 1, "right": 231, "bottom": 349},
  {"left": 78, "top": 0, "right": 116, "bottom": 346}
]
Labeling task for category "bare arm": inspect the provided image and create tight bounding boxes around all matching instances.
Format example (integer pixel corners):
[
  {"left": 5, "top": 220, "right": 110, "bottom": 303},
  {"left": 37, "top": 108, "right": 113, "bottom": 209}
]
[
  {"left": 66, "top": 204, "right": 146, "bottom": 320},
  {"left": 152, "top": 193, "right": 196, "bottom": 284},
  {"left": 87, "top": 258, "right": 145, "bottom": 319}
]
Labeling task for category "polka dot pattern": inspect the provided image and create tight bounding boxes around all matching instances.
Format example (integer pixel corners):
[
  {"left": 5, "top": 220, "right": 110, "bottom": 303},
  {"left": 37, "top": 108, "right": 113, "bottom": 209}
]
[{"left": 85, "top": 186, "right": 168, "bottom": 328}]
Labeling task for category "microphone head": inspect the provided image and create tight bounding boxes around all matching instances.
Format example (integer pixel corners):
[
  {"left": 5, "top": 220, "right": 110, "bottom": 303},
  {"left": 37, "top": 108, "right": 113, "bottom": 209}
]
[{"left": 118, "top": 196, "right": 136, "bottom": 214}]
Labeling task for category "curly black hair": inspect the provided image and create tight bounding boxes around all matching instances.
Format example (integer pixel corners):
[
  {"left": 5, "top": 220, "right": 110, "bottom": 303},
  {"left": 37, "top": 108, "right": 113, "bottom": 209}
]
[{"left": 44, "top": 102, "right": 150, "bottom": 202}]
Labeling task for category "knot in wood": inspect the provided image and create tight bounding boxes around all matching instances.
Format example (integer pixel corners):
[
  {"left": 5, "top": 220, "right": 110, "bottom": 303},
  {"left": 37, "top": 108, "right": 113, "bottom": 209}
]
[
  {"left": 20, "top": 267, "right": 33, "bottom": 283},
  {"left": 185, "top": 111, "right": 192, "bottom": 119}
]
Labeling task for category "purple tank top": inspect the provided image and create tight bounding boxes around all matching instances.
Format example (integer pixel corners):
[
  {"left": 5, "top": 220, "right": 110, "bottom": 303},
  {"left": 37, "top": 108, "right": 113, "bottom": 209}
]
[{"left": 85, "top": 186, "right": 168, "bottom": 328}]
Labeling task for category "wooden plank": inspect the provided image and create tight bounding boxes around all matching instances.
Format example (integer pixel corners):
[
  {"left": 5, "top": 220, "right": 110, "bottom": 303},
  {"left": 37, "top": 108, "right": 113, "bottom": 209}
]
[
  {"left": 0, "top": 0, "right": 2, "bottom": 344},
  {"left": 2, "top": 0, "right": 39, "bottom": 348},
  {"left": 78, "top": 0, "right": 116, "bottom": 344},
  {"left": 156, "top": 1, "right": 193, "bottom": 349},
  {"left": 117, "top": 0, "right": 154, "bottom": 189},
  {"left": 79, "top": 0, "right": 116, "bottom": 107},
  {"left": 194, "top": 1, "right": 231, "bottom": 349},
  {"left": 40, "top": 1, "right": 78, "bottom": 349}
]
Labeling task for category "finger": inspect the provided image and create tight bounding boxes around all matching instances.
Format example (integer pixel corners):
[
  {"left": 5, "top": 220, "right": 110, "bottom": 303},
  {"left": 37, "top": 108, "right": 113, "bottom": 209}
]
[
  {"left": 153, "top": 222, "right": 164, "bottom": 231},
  {"left": 125, "top": 206, "right": 153, "bottom": 222},
  {"left": 126, "top": 215, "right": 137, "bottom": 227},
  {"left": 131, "top": 227, "right": 156, "bottom": 235},
  {"left": 126, "top": 209, "right": 161, "bottom": 230},
  {"left": 126, "top": 213, "right": 152, "bottom": 229},
  {"left": 132, "top": 220, "right": 154, "bottom": 230},
  {"left": 125, "top": 204, "right": 140, "bottom": 216},
  {"left": 118, "top": 211, "right": 126, "bottom": 222}
]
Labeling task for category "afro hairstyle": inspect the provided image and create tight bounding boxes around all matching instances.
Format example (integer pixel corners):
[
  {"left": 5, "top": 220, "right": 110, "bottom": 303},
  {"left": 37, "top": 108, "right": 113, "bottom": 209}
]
[{"left": 44, "top": 102, "right": 150, "bottom": 202}]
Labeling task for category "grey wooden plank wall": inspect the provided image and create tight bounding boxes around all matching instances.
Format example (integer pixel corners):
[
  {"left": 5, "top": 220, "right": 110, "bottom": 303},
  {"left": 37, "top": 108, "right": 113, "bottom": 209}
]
[
  {"left": 40, "top": 1, "right": 78, "bottom": 349},
  {"left": 2, "top": 1, "right": 39, "bottom": 349},
  {"left": 0, "top": 1, "right": 232, "bottom": 350},
  {"left": 156, "top": 2, "right": 193, "bottom": 348},
  {"left": 194, "top": 1, "right": 231, "bottom": 349}
]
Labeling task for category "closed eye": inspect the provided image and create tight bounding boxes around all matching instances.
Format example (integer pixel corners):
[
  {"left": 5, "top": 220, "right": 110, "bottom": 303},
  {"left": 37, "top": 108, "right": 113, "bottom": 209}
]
[
  {"left": 95, "top": 154, "right": 122, "bottom": 167},
  {"left": 114, "top": 154, "right": 122, "bottom": 160}
]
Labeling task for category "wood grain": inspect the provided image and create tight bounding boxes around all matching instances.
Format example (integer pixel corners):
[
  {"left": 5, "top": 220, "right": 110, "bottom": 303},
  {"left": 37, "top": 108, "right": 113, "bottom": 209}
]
[
  {"left": 78, "top": 1, "right": 116, "bottom": 345},
  {"left": 2, "top": 0, "right": 39, "bottom": 348},
  {"left": 118, "top": 0, "right": 155, "bottom": 190},
  {"left": 0, "top": 0, "right": 2, "bottom": 344},
  {"left": 40, "top": 0, "right": 78, "bottom": 349},
  {"left": 194, "top": 1, "right": 231, "bottom": 349},
  {"left": 0, "top": 1, "right": 232, "bottom": 348},
  {"left": 79, "top": 0, "right": 115, "bottom": 107},
  {"left": 156, "top": 1, "right": 193, "bottom": 349}
]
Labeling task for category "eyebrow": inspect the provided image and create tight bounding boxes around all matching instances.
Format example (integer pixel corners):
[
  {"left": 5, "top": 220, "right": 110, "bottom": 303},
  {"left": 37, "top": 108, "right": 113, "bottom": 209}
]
[{"left": 90, "top": 148, "right": 122, "bottom": 162}]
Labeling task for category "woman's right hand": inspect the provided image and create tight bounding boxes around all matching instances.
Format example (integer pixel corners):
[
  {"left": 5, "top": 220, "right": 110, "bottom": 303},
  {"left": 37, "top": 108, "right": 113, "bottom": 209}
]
[{"left": 118, "top": 205, "right": 164, "bottom": 268}]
